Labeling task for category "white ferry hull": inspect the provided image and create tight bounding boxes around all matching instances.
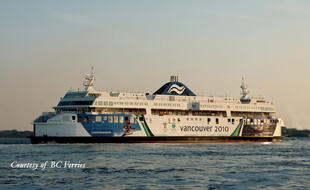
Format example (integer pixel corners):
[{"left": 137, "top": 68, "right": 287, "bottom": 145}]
[{"left": 30, "top": 113, "right": 284, "bottom": 143}]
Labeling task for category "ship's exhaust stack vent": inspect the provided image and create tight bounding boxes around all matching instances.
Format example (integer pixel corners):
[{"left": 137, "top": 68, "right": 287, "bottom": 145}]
[{"left": 170, "top": 76, "right": 178, "bottom": 82}]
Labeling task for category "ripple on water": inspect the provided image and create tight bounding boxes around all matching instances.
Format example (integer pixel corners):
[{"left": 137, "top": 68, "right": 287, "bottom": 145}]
[{"left": 0, "top": 138, "right": 309, "bottom": 189}]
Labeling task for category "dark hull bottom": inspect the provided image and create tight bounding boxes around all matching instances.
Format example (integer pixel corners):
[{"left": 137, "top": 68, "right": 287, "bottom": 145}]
[{"left": 29, "top": 136, "right": 284, "bottom": 144}]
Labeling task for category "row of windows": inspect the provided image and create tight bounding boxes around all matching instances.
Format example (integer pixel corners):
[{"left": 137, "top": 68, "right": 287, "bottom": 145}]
[
  {"left": 231, "top": 111, "right": 272, "bottom": 117},
  {"left": 74, "top": 115, "right": 242, "bottom": 125},
  {"left": 92, "top": 100, "right": 273, "bottom": 112},
  {"left": 184, "top": 117, "right": 240, "bottom": 125},
  {"left": 63, "top": 92, "right": 87, "bottom": 98},
  {"left": 151, "top": 109, "right": 226, "bottom": 116},
  {"left": 200, "top": 104, "right": 224, "bottom": 109},
  {"left": 94, "top": 101, "right": 148, "bottom": 106},
  {"left": 58, "top": 101, "right": 93, "bottom": 106},
  {"left": 199, "top": 104, "right": 274, "bottom": 111},
  {"left": 153, "top": 103, "right": 181, "bottom": 107},
  {"left": 246, "top": 118, "right": 277, "bottom": 125},
  {"left": 234, "top": 105, "right": 274, "bottom": 111},
  {"left": 77, "top": 115, "right": 143, "bottom": 124}
]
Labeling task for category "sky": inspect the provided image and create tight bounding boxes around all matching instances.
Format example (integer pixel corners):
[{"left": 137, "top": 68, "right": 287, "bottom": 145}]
[{"left": 0, "top": 0, "right": 309, "bottom": 130}]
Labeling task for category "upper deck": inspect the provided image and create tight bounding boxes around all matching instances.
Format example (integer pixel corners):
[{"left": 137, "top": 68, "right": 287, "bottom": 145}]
[{"left": 54, "top": 73, "right": 275, "bottom": 115}]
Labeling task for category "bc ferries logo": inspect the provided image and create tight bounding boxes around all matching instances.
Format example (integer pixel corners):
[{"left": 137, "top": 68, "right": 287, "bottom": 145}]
[{"left": 168, "top": 84, "right": 185, "bottom": 95}]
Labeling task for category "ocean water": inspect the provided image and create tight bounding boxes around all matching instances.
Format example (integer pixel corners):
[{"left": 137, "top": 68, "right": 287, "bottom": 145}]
[{"left": 0, "top": 138, "right": 309, "bottom": 190}]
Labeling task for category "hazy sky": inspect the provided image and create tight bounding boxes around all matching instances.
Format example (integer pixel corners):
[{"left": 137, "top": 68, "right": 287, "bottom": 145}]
[{"left": 0, "top": 0, "right": 309, "bottom": 130}]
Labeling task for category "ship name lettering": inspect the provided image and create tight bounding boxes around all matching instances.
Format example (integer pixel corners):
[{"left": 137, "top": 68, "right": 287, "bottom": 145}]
[
  {"left": 180, "top": 126, "right": 229, "bottom": 132},
  {"left": 180, "top": 126, "right": 213, "bottom": 132}
]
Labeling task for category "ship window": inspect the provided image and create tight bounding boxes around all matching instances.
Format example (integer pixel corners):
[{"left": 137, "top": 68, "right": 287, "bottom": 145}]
[
  {"left": 108, "top": 116, "right": 113, "bottom": 123},
  {"left": 232, "top": 119, "right": 235, "bottom": 124},
  {"left": 114, "top": 116, "right": 118, "bottom": 123},
  {"left": 120, "top": 117, "right": 124, "bottom": 123},
  {"left": 84, "top": 116, "right": 89, "bottom": 123},
  {"left": 228, "top": 119, "right": 231, "bottom": 123},
  {"left": 216, "top": 118, "right": 219, "bottom": 124},
  {"left": 72, "top": 116, "right": 76, "bottom": 121},
  {"left": 207, "top": 118, "right": 211, "bottom": 123},
  {"left": 90, "top": 116, "right": 95, "bottom": 123},
  {"left": 96, "top": 116, "right": 102, "bottom": 122},
  {"left": 130, "top": 117, "right": 134, "bottom": 124},
  {"left": 77, "top": 116, "right": 82, "bottom": 123},
  {"left": 58, "top": 101, "right": 93, "bottom": 106},
  {"left": 139, "top": 117, "right": 143, "bottom": 121},
  {"left": 250, "top": 119, "right": 254, "bottom": 123},
  {"left": 104, "top": 116, "right": 107, "bottom": 121},
  {"left": 125, "top": 117, "right": 129, "bottom": 121}
]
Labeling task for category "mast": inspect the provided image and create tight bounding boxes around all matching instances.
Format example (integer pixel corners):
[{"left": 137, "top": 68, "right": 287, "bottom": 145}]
[
  {"left": 83, "top": 67, "right": 95, "bottom": 91},
  {"left": 240, "top": 77, "right": 250, "bottom": 100}
]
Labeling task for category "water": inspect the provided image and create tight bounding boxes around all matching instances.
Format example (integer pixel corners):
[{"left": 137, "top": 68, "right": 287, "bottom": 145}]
[{"left": 0, "top": 138, "right": 309, "bottom": 190}]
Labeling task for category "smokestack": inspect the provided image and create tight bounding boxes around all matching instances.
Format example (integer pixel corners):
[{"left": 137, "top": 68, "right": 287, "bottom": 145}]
[{"left": 170, "top": 76, "right": 179, "bottom": 82}]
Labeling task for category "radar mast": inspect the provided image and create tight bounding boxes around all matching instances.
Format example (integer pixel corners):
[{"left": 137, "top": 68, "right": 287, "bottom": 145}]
[
  {"left": 240, "top": 77, "right": 250, "bottom": 101},
  {"left": 83, "top": 67, "right": 95, "bottom": 91}
]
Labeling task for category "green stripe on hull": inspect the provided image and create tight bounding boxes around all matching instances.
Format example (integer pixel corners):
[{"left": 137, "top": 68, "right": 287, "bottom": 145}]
[
  {"left": 231, "top": 120, "right": 243, "bottom": 136},
  {"left": 137, "top": 114, "right": 151, "bottom": 137},
  {"left": 142, "top": 122, "right": 150, "bottom": 136}
]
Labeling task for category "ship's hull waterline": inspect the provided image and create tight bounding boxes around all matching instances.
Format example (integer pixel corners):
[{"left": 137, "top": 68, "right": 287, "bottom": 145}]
[{"left": 29, "top": 136, "right": 284, "bottom": 144}]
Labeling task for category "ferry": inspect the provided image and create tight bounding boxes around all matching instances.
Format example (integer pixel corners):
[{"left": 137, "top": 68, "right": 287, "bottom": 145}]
[{"left": 30, "top": 69, "right": 285, "bottom": 143}]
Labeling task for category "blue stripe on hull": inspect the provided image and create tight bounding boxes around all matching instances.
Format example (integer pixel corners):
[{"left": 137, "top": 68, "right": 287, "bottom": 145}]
[{"left": 77, "top": 114, "right": 143, "bottom": 137}]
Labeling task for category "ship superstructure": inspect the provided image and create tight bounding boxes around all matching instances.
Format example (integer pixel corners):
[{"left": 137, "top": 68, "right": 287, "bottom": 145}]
[{"left": 31, "top": 70, "right": 284, "bottom": 143}]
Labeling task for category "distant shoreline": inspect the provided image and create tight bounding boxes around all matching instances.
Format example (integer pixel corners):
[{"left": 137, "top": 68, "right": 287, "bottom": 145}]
[
  {"left": 0, "top": 130, "right": 33, "bottom": 138},
  {"left": 0, "top": 128, "right": 309, "bottom": 138},
  {"left": 282, "top": 128, "right": 310, "bottom": 137}
]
